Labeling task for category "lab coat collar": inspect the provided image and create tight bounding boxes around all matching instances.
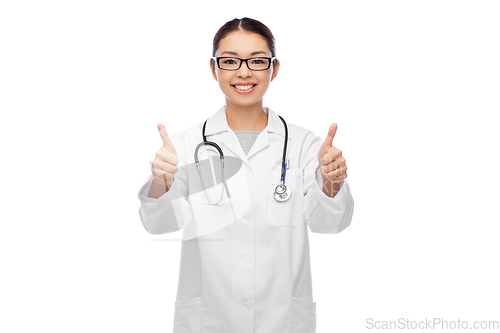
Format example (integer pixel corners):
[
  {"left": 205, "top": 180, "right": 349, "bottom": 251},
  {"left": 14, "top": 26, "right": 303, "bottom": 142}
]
[
  {"left": 203, "top": 105, "right": 293, "bottom": 140},
  {"left": 202, "top": 105, "right": 292, "bottom": 164}
]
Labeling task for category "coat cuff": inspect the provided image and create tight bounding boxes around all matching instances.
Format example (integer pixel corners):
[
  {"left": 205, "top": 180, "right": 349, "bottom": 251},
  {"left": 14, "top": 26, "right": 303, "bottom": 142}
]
[
  {"left": 302, "top": 162, "right": 353, "bottom": 234},
  {"left": 137, "top": 174, "right": 192, "bottom": 234}
]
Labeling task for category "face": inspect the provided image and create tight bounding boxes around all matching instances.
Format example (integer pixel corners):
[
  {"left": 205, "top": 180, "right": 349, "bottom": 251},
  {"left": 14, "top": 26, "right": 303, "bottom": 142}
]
[{"left": 210, "top": 30, "right": 280, "bottom": 108}]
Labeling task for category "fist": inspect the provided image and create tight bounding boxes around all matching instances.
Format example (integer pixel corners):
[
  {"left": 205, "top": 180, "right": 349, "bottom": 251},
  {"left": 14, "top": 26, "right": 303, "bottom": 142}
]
[
  {"left": 317, "top": 123, "right": 348, "bottom": 183},
  {"left": 151, "top": 123, "right": 179, "bottom": 189}
]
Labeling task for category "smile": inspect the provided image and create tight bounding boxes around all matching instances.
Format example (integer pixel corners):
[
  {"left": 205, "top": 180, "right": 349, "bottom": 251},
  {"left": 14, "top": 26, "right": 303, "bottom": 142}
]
[{"left": 232, "top": 84, "right": 257, "bottom": 94}]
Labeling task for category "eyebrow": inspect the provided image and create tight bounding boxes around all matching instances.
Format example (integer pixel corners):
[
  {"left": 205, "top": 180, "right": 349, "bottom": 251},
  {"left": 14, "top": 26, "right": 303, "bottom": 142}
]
[{"left": 220, "top": 51, "right": 268, "bottom": 56}]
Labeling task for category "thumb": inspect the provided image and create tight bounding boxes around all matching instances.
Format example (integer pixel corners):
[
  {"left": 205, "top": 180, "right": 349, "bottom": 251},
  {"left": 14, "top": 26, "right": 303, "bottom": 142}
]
[
  {"left": 158, "top": 123, "right": 177, "bottom": 154},
  {"left": 317, "top": 123, "right": 337, "bottom": 161}
]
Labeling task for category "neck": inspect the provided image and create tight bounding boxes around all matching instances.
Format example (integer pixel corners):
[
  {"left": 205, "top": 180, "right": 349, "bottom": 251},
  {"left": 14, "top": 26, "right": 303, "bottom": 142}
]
[{"left": 225, "top": 99, "right": 268, "bottom": 132}]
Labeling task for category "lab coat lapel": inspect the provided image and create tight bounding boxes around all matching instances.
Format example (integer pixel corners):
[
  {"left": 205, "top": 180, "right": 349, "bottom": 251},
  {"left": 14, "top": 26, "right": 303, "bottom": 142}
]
[
  {"left": 221, "top": 108, "right": 272, "bottom": 163},
  {"left": 245, "top": 129, "right": 269, "bottom": 160},
  {"left": 222, "top": 130, "right": 252, "bottom": 168},
  {"left": 204, "top": 105, "right": 251, "bottom": 169},
  {"left": 205, "top": 105, "right": 289, "bottom": 168},
  {"left": 246, "top": 106, "right": 291, "bottom": 160},
  {"left": 222, "top": 127, "right": 270, "bottom": 164}
]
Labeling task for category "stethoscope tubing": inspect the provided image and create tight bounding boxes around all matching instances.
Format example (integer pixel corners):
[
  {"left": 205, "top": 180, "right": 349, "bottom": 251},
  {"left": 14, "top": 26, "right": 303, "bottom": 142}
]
[{"left": 194, "top": 113, "right": 290, "bottom": 204}]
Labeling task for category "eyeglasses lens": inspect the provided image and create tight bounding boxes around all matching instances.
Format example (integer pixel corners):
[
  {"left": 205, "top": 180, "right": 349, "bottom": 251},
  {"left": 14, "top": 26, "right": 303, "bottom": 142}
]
[{"left": 219, "top": 58, "right": 270, "bottom": 70}]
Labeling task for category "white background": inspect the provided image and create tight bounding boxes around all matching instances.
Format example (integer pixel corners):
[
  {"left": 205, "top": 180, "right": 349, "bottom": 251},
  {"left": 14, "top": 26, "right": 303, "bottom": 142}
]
[{"left": 1, "top": 0, "right": 499, "bottom": 332}]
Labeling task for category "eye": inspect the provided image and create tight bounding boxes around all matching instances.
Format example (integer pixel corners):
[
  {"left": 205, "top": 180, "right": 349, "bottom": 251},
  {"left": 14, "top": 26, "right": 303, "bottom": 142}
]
[
  {"left": 222, "top": 58, "right": 237, "bottom": 64},
  {"left": 251, "top": 58, "right": 265, "bottom": 64}
]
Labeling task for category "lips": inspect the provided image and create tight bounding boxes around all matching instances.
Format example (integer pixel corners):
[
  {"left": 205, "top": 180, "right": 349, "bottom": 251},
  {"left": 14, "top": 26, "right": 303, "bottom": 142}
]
[
  {"left": 232, "top": 84, "right": 256, "bottom": 94},
  {"left": 231, "top": 83, "right": 257, "bottom": 88},
  {"left": 231, "top": 82, "right": 257, "bottom": 86},
  {"left": 231, "top": 82, "right": 257, "bottom": 94}
]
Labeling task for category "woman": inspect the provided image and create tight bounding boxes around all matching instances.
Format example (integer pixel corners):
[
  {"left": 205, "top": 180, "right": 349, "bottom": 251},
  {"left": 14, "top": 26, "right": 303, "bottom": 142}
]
[{"left": 138, "top": 17, "right": 354, "bottom": 333}]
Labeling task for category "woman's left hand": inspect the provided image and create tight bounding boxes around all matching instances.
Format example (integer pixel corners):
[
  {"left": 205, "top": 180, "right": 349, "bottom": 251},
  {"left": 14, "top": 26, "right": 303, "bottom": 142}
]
[{"left": 317, "top": 123, "right": 348, "bottom": 185}]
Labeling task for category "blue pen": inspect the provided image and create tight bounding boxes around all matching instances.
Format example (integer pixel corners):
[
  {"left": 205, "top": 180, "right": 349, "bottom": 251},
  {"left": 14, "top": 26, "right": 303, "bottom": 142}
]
[{"left": 283, "top": 158, "right": 289, "bottom": 184}]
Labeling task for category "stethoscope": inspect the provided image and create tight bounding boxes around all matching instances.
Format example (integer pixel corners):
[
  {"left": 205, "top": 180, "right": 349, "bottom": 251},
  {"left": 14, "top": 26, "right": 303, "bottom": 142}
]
[{"left": 194, "top": 115, "right": 291, "bottom": 205}]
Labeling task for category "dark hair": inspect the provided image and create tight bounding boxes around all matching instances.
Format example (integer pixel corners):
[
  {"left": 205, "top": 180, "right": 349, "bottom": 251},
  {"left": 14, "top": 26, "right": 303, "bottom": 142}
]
[{"left": 211, "top": 17, "right": 277, "bottom": 68}]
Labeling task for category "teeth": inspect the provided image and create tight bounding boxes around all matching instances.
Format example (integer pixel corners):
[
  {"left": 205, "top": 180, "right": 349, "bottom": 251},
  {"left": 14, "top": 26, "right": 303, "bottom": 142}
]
[{"left": 234, "top": 85, "right": 254, "bottom": 90}]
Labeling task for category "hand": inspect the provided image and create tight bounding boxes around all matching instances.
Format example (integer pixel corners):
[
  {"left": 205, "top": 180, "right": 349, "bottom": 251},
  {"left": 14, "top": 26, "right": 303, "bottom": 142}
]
[
  {"left": 151, "top": 123, "right": 179, "bottom": 190},
  {"left": 317, "top": 123, "right": 348, "bottom": 184}
]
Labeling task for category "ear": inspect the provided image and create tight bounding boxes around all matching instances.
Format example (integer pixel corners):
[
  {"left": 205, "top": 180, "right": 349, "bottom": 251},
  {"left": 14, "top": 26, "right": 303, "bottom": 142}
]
[
  {"left": 270, "top": 59, "right": 280, "bottom": 82},
  {"left": 210, "top": 58, "right": 218, "bottom": 81}
]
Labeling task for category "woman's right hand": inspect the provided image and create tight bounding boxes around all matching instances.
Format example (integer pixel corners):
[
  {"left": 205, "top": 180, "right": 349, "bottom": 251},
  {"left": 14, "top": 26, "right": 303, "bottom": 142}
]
[{"left": 151, "top": 123, "right": 178, "bottom": 190}]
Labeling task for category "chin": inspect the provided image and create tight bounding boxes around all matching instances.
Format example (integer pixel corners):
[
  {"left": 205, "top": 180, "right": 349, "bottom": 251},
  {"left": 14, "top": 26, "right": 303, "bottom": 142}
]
[{"left": 231, "top": 96, "right": 263, "bottom": 107}]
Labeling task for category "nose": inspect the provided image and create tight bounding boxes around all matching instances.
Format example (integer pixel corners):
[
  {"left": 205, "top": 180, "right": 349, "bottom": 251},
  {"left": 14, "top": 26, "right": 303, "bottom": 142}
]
[{"left": 236, "top": 60, "right": 252, "bottom": 78}]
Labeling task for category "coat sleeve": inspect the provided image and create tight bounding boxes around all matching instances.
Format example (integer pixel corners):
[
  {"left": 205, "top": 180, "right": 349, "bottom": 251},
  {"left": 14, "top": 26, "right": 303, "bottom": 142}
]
[
  {"left": 301, "top": 133, "right": 354, "bottom": 234},
  {"left": 137, "top": 132, "right": 192, "bottom": 234}
]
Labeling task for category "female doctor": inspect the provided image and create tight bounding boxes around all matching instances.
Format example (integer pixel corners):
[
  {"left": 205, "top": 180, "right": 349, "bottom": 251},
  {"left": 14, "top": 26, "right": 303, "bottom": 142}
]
[{"left": 138, "top": 17, "right": 354, "bottom": 333}]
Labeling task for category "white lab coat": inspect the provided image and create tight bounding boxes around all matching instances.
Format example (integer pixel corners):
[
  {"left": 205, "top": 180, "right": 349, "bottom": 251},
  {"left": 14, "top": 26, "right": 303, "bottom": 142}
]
[{"left": 137, "top": 105, "right": 355, "bottom": 333}]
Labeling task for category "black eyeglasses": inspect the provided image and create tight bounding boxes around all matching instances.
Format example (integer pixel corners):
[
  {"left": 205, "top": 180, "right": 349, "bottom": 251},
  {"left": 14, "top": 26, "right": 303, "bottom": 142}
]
[{"left": 212, "top": 56, "right": 276, "bottom": 71}]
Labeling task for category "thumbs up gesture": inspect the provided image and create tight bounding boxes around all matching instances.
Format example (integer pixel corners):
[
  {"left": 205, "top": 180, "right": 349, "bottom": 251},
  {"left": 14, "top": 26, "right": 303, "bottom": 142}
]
[
  {"left": 317, "top": 123, "right": 348, "bottom": 189},
  {"left": 151, "top": 123, "right": 179, "bottom": 190}
]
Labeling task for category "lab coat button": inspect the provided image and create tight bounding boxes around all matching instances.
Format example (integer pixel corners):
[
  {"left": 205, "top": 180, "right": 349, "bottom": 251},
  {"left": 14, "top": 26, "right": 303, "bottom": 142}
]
[
  {"left": 244, "top": 214, "right": 252, "bottom": 221},
  {"left": 242, "top": 301, "right": 253, "bottom": 309},
  {"left": 242, "top": 256, "right": 252, "bottom": 264}
]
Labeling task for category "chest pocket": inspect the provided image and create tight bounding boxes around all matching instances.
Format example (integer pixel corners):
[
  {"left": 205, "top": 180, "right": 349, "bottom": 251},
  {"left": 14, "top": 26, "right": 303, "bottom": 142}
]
[{"left": 266, "top": 160, "right": 304, "bottom": 227}]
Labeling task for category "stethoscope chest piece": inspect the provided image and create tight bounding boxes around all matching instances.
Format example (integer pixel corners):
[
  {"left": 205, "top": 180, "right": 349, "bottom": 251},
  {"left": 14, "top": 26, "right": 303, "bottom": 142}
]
[{"left": 274, "top": 184, "right": 292, "bottom": 202}]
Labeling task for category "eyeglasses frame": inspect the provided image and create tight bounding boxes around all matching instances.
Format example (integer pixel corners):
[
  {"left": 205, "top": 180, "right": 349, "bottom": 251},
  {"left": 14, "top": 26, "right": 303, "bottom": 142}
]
[{"left": 212, "top": 56, "right": 276, "bottom": 71}]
